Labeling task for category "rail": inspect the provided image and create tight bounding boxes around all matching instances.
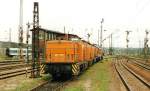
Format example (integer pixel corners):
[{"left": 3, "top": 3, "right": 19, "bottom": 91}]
[
  {"left": 113, "top": 60, "right": 132, "bottom": 91},
  {"left": 30, "top": 79, "right": 71, "bottom": 91},
  {"left": 0, "top": 64, "right": 31, "bottom": 71},
  {"left": 121, "top": 61, "right": 150, "bottom": 88},
  {"left": 114, "top": 58, "right": 150, "bottom": 91},
  {"left": 0, "top": 60, "right": 20, "bottom": 65},
  {"left": 131, "top": 60, "right": 150, "bottom": 71},
  {"left": 0, "top": 68, "right": 32, "bottom": 80}
]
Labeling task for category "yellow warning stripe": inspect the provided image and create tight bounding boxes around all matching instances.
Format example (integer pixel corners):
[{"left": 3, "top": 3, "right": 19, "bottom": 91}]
[
  {"left": 72, "top": 65, "right": 77, "bottom": 70},
  {"left": 74, "top": 65, "right": 78, "bottom": 69},
  {"left": 40, "top": 64, "right": 45, "bottom": 74},
  {"left": 72, "top": 64, "right": 79, "bottom": 75},
  {"left": 72, "top": 69, "right": 76, "bottom": 74},
  {"left": 72, "top": 65, "right": 77, "bottom": 72}
]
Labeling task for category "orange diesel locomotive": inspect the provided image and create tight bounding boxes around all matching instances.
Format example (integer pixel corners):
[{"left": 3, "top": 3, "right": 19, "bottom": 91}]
[{"left": 45, "top": 36, "right": 103, "bottom": 78}]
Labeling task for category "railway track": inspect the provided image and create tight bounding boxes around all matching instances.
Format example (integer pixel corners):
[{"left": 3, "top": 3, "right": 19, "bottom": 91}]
[
  {"left": 0, "top": 60, "right": 20, "bottom": 65},
  {"left": 132, "top": 60, "right": 150, "bottom": 71},
  {"left": 114, "top": 60, "right": 131, "bottom": 91},
  {"left": 0, "top": 61, "right": 32, "bottom": 79},
  {"left": 0, "top": 60, "right": 45, "bottom": 80},
  {"left": 126, "top": 56, "right": 150, "bottom": 65},
  {"left": 114, "top": 58, "right": 150, "bottom": 91},
  {"left": 0, "top": 67, "right": 32, "bottom": 80},
  {"left": 121, "top": 60, "right": 150, "bottom": 88},
  {"left": 30, "top": 79, "right": 72, "bottom": 91},
  {"left": 0, "top": 63, "right": 31, "bottom": 71}
]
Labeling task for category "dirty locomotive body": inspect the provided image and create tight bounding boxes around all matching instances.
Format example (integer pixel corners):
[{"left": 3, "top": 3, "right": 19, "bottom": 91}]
[{"left": 45, "top": 37, "right": 103, "bottom": 78}]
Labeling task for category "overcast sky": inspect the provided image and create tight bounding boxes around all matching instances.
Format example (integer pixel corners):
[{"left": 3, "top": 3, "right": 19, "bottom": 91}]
[{"left": 0, "top": 0, "right": 150, "bottom": 48}]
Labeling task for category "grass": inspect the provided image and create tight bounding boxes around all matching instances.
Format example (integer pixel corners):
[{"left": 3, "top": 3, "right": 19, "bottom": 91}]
[
  {"left": 65, "top": 87, "right": 84, "bottom": 91},
  {"left": 64, "top": 58, "right": 111, "bottom": 91},
  {"left": 9, "top": 74, "right": 51, "bottom": 91},
  {"left": 0, "top": 55, "right": 17, "bottom": 61}
]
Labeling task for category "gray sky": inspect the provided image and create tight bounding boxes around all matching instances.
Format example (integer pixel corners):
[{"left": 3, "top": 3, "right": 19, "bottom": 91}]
[{"left": 0, "top": 0, "right": 150, "bottom": 48}]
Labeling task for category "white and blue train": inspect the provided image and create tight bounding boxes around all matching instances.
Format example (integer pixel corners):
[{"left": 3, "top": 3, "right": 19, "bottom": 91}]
[{"left": 6, "top": 48, "right": 32, "bottom": 57}]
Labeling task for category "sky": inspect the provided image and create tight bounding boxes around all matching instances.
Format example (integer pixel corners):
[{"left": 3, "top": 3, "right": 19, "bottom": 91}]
[{"left": 0, "top": 0, "right": 150, "bottom": 48}]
